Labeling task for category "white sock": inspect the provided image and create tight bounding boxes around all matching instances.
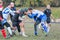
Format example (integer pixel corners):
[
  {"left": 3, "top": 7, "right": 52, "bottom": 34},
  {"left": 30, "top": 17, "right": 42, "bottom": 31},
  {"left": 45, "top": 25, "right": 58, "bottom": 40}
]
[
  {"left": 19, "top": 32, "right": 22, "bottom": 34},
  {"left": 22, "top": 32, "right": 25, "bottom": 35},
  {"left": 47, "top": 27, "right": 50, "bottom": 33},
  {"left": 7, "top": 27, "right": 12, "bottom": 35}
]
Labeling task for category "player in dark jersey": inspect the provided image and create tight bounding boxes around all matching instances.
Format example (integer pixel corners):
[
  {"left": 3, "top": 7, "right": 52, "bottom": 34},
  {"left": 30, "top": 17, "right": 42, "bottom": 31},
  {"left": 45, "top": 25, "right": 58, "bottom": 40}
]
[
  {"left": 10, "top": 7, "right": 21, "bottom": 35},
  {"left": 12, "top": 8, "right": 28, "bottom": 37},
  {"left": 44, "top": 5, "right": 51, "bottom": 24},
  {"left": 44, "top": 5, "right": 55, "bottom": 34}
]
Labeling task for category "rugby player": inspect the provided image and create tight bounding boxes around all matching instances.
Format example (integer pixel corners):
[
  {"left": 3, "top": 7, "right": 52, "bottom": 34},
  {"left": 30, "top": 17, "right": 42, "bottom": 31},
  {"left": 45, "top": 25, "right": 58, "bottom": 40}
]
[
  {"left": 10, "top": 4, "right": 21, "bottom": 35},
  {"left": 26, "top": 8, "right": 49, "bottom": 36},
  {"left": 12, "top": 8, "right": 28, "bottom": 37},
  {"left": 44, "top": 5, "right": 55, "bottom": 34}
]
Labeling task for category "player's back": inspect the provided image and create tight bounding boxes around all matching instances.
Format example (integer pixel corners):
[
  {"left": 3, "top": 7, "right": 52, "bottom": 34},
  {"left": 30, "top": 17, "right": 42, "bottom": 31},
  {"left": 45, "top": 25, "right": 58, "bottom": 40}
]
[
  {"left": 12, "top": 13, "right": 19, "bottom": 22},
  {"left": 44, "top": 9, "right": 51, "bottom": 17},
  {"left": 2, "top": 7, "right": 10, "bottom": 14},
  {"left": 2, "top": 7, "right": 10, "bottom": 19},
  {"left": 32, "top": 10, "right": 44, "bottom": 18}
]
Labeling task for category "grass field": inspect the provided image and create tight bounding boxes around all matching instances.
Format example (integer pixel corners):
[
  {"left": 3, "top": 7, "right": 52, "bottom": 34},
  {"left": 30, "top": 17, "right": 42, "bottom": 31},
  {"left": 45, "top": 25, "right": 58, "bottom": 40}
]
[{"left": 0, "top": 22, "right": 60, "bottom": 40}]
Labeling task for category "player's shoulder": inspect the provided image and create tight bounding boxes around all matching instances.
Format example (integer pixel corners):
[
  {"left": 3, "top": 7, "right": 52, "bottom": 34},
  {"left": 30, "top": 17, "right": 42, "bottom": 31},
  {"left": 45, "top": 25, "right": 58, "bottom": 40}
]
[
  {"left": 20, "top": 8, "right": 28, "bottom": 12},
  {"left": 3, "top": 7, "right": 10, "bottom": 11},
  {"left": 45, "top": 9, "right": 51, "bottom": 11}
]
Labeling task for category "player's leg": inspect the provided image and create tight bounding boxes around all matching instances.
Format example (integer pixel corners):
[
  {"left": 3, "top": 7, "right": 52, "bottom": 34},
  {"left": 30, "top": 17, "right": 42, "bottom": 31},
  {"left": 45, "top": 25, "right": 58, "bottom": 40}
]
[
  {"left": 12, "top": 22, "right": 21, "bottom": 35},
  {"left": 19, "top": 21, "right": 28, "bottom": 37},
  {"left": 3, "top": 22, "right": 13, "bottom": 36},
  {"left": 34, "top": 20, "right": 40, "bottom": 36},
  {"left": 0, "top": 21, "right": 7, "bottom": 38},
  {"left": 41, "top": 15, "right": 49, "bottom": 36},
  {"left": 10, "top": 17, "right": 17, "bottom": 35},
  {"left": 46, "top": 17, "right": 51, "bottom": 34},
  {"left": 0, "top": 13, "right": 7, "bottom": 38},
  {"left": 11, "top": 26, "right": 17, "bottom": 35},
  {"left": 16, "top": 23, "right": 21, "bottom": 35}
]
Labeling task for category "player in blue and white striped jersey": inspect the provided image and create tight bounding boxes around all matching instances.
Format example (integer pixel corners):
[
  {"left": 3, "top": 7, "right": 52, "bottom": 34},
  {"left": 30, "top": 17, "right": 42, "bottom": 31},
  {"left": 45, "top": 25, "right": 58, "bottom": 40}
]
[{"left": 26, "top": 8, "right": 49, "bottom": 36}]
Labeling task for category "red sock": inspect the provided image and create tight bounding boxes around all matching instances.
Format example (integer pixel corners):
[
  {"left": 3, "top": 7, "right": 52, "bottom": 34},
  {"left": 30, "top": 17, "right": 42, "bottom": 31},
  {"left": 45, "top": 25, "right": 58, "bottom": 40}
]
[{"left": 1, "top": 29, "right": 7, "bottom": 38}]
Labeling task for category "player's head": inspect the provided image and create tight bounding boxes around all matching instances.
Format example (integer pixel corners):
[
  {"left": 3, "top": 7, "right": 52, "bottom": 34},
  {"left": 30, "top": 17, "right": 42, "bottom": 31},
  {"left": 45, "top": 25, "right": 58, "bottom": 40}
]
[
  {"left": 22, "top": 8, "right": 28, "bottom": 15},
  {"left": 46, "top": 4, "right": 51, "bottom": 9},
  {"left": 10, "top": 2, "right": 14, "bottom": 8},
  {"left": 28, "top": 7, "right": 33, "bottom": 13},
  {"left": 7, "top": 2, "right": 14, "bottom": 8}
]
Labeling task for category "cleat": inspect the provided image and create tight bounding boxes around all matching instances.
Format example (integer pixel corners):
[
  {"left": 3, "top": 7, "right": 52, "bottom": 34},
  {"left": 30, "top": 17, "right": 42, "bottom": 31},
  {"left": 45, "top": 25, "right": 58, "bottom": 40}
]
[
  {"left": 35, "top": 33, "right": 38, "bottom": 36},
  {"left": 22, "top": 34, "right": 28, "bottom": 37},
  {"left": 7, "top": 33, "right": 13, "bottom": 37},
  {"left": 5, "top": 35, "right": 10, "bottom": 39},
  {"left": 19, "top": 32, "right": 22, "bottom": 36},
  {"left": 12, "top": 32, "right": 16, "bottom": 36},
  {"left": 34, "top": 32, "right": 38, "bottom": 36},
  {"left": 45, "top": 34, "right": 48, "bottom": 37}
]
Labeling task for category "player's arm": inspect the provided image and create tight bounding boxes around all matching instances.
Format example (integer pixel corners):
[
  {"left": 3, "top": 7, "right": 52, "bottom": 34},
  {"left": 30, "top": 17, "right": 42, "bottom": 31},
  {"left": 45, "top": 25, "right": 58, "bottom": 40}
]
[
  {"left": 9, "top": 9, "right": 16, "bottom": 15},
  {"left": 50, "top": 14, "right": 56, "bottom": 22},
  {"left": 28, "top": 13, "right": 35, "bottom": 19}
]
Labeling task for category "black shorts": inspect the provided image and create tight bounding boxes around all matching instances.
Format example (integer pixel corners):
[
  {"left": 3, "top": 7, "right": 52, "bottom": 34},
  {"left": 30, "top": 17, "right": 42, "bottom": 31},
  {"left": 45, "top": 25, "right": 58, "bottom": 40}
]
[
  {"left": 3, "top": 22, "right": 11, "bottom": 27},
  {"left": 46, "top": 17, "right": 51, "bottom": 24},
  {"left": 0, "top": 11, "right": 3, "bottom": 18},
  {"left": 0, "top": 21, "right": 4, "bottom": 29},
  {"left": 12, "top": 20, "right": 22, "bottom": 27}
]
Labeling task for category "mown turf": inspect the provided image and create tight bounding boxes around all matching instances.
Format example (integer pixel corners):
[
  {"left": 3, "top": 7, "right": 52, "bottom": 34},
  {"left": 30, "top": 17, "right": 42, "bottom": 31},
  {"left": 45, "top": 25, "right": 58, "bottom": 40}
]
[
  {"left": 51, "top": 7, "right": 60, "bottom": 19},
  {"left": 0, "top": 22, "right": 60, "bottom": 40}
]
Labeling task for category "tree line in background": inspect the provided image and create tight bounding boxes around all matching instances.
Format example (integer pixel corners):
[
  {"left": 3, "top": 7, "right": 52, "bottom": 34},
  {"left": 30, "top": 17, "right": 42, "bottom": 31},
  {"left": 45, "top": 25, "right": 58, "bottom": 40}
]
[{"left": 2, "top": 0, "right": 60, "bottom": 7}]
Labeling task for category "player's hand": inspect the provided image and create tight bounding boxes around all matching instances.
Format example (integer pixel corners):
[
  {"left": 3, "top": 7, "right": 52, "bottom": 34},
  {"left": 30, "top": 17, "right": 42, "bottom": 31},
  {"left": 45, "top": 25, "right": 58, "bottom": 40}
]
[
  {"left": 27, "top": 10, "right": 31, "bottom": 14},
  {"left": 16, "top": 10, "right": 20, "bottom": 13},
  {"left": 24, "top": 12, "right": 28, "bottom": 15}
]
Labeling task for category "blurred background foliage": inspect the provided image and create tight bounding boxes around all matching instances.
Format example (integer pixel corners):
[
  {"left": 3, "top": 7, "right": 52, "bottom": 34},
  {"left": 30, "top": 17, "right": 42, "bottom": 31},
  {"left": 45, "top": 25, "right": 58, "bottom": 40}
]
[
  {"left": 1, "top": 0, "right": 60, "bottom": 19},
  {"left": 2, "top": 0, "right": 60, "bottom": 7}
]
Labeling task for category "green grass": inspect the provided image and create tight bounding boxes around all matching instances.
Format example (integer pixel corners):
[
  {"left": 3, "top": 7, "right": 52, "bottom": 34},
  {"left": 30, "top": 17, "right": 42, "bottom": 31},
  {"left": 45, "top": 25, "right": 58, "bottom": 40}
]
[
  {"left": 52, "top": 7, "right": 60, "bottom": 19},
  {"left": 0, "top": 23, "right": 60, "bottom": 40}
]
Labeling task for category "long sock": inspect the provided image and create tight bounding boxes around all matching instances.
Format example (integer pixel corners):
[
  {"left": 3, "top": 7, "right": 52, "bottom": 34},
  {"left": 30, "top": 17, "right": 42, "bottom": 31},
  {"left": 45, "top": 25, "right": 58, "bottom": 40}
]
[
  {"left": 7, "top": 27, "right": 12, "bottom": 35},
  {"left": 34, "top": 25, "right": 37, "bottom": 35},
  {"left": 1, "top": 29, "right": 6, "bottom": 38},
  {"left": 41, "top": 23, "right": 48, "bottom": 33},
  {"left": 22, "top": 32, "right": 25, "bottom": 35},
  {"left": 47, "top": 27, "right": 50, "bottom": 33}
]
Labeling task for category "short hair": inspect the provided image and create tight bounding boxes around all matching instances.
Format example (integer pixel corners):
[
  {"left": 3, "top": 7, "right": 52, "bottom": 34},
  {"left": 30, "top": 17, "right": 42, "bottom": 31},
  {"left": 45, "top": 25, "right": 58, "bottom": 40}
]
[
  {"left": 7, "top": 2, "right": 14, "bottom": 6},
  {"left": 10, "top": 2, "right": 14, "bottom": 5},
  {"left": 28, "top": 7, "right": 33, "bottom": 10}
]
